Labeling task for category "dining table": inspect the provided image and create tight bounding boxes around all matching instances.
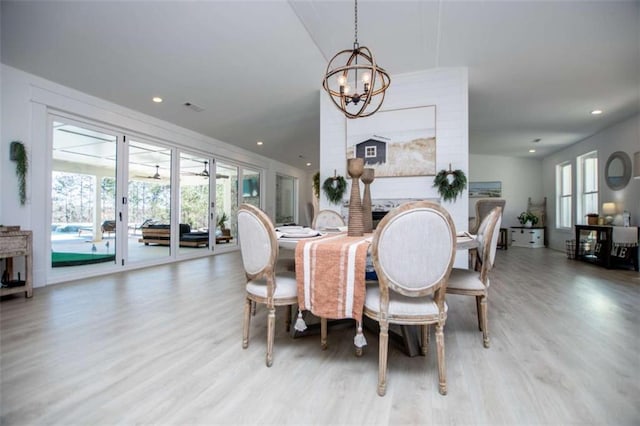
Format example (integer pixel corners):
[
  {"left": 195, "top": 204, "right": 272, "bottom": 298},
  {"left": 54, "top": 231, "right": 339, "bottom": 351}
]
[{"left": 276, "top": 226, "right": 479, "bottom": 356}]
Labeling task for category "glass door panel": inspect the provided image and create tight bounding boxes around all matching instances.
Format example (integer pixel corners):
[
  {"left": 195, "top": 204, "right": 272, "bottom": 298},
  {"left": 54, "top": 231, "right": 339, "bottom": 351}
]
[
  {"left": 179, "top": 153, "right": 211, "bottom": 255},
  {"left": 241, "top": 168, "right": 261, "bottom": 208},
  {"left": 276, "top": 174, "right": 296, "bottom": 225},
  {"left": 127, "top": 140, "right": 172, "bottom": 262},
  {"left": 51, "top": 121, "right": 118, "bottom": 270},
  {"left": 215, "top": 162, "right": 238, "bottom": 246}
]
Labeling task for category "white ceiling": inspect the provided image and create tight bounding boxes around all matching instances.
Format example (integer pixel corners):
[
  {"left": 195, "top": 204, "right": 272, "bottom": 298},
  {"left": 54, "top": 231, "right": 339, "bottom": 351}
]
[{"left": 2, "top": 1, "right": 639, "bottom": 169}]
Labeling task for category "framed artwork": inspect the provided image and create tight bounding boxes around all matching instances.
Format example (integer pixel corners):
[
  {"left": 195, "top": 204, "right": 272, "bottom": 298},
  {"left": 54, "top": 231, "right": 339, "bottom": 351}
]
[
  {"left": 469, "top": 181, "right": 502, "bottom": 198},
  {"left": 346, "top": 105, "right": 436, "bottom": 177}
]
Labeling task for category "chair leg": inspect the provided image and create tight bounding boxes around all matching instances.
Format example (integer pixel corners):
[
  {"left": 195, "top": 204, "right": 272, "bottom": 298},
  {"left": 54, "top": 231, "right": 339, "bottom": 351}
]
[
  {"left": 377, "top": 321, "right": 389, "bottom": 396},
  {"left": 242, "top": 297, "right": 251, "bottom": 349},
  {"left": 421, "top": 324, "right": 430, "bottom": 355},
  {"left": 469, "top": 249, "right": 478, "bottom": 270},
  {"left": 436, "top": 323, "right": 447, "bottom": 395},
  {"left": 321, "top": 317, "right": 328, "bottom": 350},
  {"left": 266, "top": 306, "right": 275, "bottom": 367},
  {"left": 480, "top": 295, "right": 490, "bottom": 348},
  {"left": 285, "top": 305, "right": 292, "bottom": 332},
  {"left": 476, "top": 296, "right": 483, "bottom": 331}
]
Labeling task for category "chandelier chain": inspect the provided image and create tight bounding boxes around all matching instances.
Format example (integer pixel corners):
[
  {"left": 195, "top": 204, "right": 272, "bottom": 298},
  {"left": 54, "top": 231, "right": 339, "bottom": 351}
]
[{"left": 354, "top": 0, "right": 358, "bottom": 47}]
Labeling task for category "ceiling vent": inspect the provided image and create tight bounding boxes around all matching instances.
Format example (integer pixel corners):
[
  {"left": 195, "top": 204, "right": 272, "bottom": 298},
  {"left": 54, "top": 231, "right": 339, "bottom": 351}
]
[{"left": 183, "top": 102, "right": 205, "bottom": 112}]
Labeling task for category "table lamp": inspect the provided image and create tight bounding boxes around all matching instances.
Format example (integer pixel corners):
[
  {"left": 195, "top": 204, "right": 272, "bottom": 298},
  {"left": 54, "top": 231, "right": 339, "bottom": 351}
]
[{"left": 602, "top": 202, "right": 616, "bottom": 225}]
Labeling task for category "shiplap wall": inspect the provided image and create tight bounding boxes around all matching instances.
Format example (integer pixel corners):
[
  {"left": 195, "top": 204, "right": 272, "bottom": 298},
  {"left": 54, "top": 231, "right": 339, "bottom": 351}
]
[{"left": 319, "top": 68, "right": 469, "bottom": 267}]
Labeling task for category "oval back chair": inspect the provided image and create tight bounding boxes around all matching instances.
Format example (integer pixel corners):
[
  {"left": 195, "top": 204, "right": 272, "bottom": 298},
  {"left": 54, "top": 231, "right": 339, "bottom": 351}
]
[
  {"left": 312, "top": 209, "right": 346, "bottom": 230},
  {"left": 364, "top": 200, "right": 456, "bottom": 396},
  {"left": 237, "top": 204, "right": 298, "bottom": 367},
  {"left": 447, "top": 206, "right": 502, "bottom": 348}
]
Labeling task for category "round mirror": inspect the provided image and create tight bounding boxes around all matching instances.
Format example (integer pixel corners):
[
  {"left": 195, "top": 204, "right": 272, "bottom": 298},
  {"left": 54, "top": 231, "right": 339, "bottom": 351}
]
[{"left": 605, "top": 151, "right": 632, "bottom": 190}]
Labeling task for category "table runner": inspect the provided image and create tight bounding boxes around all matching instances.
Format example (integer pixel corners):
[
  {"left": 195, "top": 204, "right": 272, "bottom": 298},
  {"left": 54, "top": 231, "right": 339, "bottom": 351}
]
[{"left": 295, "top": 233, "right": 372, "bottom": 322}]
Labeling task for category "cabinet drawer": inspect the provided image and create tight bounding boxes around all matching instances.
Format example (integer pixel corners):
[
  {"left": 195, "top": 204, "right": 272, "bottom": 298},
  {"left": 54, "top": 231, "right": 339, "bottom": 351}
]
[
  {"left": 510, "top": 228, "right": 544, "bottom": 248},
  {"left": 0, "top": 236, "right": 27, "bottom": 254}
]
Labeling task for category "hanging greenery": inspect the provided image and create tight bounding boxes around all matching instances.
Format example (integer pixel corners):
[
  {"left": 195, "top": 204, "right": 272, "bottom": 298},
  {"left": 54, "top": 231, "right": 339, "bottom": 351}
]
[
  {"left": 322, "top": 175, "right": 347, "bottom": 204},
  {"left": 433, "top": 168, "right": 466, "bottom": 202},
  {"left": 313, "top": 172, "right": 320, "bottom": 199},
  {"left": 10, "top": 141, "right": 28, "bottom": 206}
]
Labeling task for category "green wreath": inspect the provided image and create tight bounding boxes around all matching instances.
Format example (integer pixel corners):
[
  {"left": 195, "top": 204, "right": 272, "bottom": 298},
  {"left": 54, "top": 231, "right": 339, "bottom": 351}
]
[
  {"left": 322, "top": 176, "right": 347, "bottom": 204},
  {"left": 313, "top": 172, "right": 320, "bottom": 198},
  {"left": 433, "top": 169, "right": 467, "bottom": 202}
]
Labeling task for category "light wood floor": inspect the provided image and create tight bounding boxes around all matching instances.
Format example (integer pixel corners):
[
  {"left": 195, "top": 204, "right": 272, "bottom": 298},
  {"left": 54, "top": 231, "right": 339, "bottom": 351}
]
[{"left": 1, "top": 247, "right": 638, "bottom": 425}]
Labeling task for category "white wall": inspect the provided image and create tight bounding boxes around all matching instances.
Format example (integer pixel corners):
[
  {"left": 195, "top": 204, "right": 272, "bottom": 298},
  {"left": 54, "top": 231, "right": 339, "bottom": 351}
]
[
  {"left": 542, "top": 113, "right": 640, "bottom": 251},
  {"left": 469, "top": 155, "right": 544, "bottom": 228},
  {"left": 1, "top": 64, "right": 312, "bottom": 287},
  {"left": 320, "top": 68, "right": 469, "bottom": 267}
]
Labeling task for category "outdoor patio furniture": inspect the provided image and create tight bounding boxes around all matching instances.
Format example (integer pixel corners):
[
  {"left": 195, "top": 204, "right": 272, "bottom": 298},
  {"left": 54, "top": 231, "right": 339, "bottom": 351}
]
[{"left": 139, "top": 223, "right": 209, "bottom": 247}]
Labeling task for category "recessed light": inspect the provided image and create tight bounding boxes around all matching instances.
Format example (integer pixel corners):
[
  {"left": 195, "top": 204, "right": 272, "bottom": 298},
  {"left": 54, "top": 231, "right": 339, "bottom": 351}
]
[
  {"left": 152, "top": 97, "right": 163, "bottom": 103},
  {"left": 306, "top": 162, "right": 312, "bottom": 167},
  {"left": 257, "top": 141, "right": 263, "bottom": 146},
  {"left": 591, "top": 109, "right": 603, "bottom": 115},
  {"left": 529, "top": 149, "right": 536, "bottom": 153}
]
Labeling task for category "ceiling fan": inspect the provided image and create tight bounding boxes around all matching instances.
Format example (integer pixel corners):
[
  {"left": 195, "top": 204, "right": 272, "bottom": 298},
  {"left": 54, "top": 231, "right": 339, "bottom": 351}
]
[
  {"left": 198, "top": 161, "right": 210, "bottom": 177},
  {"left": 134, "top": 165, "right": 161, "bottom": 180},
  {"left": 184, "top": 160, "right": 229, "bottom": 179}
]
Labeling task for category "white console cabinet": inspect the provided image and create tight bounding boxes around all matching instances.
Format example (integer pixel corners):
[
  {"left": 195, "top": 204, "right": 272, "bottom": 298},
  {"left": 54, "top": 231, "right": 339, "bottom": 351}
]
[{"left": 510, "top": 227, "right": 544, "bottom": 248}]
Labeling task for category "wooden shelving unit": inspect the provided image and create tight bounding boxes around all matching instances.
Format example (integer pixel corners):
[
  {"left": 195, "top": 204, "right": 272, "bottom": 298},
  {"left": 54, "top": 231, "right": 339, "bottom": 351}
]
[{"left": 0, "top": 229, "right": 33, "bottom": 298}]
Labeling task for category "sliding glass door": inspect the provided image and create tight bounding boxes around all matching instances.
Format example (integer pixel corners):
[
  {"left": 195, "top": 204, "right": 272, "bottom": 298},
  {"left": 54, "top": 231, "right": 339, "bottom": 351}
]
[
  {"left": 49, "top": 114, "right": 266, "bottom": 278},
  {"left": 179, "top": 153, "right": 212, "bottom": 255},
  {"left": 215, "top": 161, "right": 238, "bottom": 247},
  {"left": 126, "top": 139, "right": 172, "bottom": 263},
  {"left": 51, "top": 120, "right": 119, "bottom": 271},
  {"left": 276, "top": 174, "right": 296, "bottom": 225}
]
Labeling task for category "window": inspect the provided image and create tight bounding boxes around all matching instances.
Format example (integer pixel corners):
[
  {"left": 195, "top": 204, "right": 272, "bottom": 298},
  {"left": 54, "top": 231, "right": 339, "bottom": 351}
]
[
  {"left": 275, "top": 174, "right": 296, "bottom": 224},
  {"left": 556, "top": 162, "right": 572, "bottom": 229},
  {"left": 577, "top": 151, "right": 598, "bottom": 223},
  {"left": 365, "top": 146, "right": 377, "bottom": 158}
]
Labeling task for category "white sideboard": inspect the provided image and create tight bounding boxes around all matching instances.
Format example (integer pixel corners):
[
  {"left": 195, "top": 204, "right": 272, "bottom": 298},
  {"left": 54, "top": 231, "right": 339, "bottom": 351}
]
[{"left": 510, "top": 227, "right": 544, "bottom": 248}]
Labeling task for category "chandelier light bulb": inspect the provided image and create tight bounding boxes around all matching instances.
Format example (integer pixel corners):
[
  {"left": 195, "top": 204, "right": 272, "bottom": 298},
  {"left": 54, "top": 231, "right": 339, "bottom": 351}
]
[
  {"left": 337, "top": 75, "right": 347, "bottom": 86},
  {"left": 361, "top": 73, "right": 370, "bottom": 83}
]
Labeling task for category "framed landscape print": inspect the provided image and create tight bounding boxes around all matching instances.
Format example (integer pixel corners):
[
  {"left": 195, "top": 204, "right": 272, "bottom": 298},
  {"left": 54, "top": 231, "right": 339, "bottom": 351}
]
[
  {"left": 469, "top": 181, "right": 502, "bottom": 198},
  {"left": 346, "top": 105, "right": 436, "bottom": 177}
]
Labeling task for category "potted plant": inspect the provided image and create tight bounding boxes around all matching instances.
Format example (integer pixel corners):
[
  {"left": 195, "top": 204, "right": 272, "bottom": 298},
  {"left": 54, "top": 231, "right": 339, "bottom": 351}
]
[
  {"left": 10, "top": 141, "right": 28, "bottom": 206},
  {"left": 517, "top": 211, "right": 539, "bottom": 227},
  {"left": 217, "top": 212, "right": 230, "bottom": 236}
]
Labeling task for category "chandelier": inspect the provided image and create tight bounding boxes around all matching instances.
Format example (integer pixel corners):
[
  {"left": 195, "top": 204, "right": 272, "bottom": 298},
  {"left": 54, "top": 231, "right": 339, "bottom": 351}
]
[{"left": 322, "top": 0, "right": 390, "bottom": 119}]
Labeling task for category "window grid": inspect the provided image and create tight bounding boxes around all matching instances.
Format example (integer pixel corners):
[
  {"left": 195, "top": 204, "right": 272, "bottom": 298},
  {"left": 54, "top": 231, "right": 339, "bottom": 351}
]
[
  {"left": 556, "top": 162, "right": 572, "bottom": 229},
  {"left": 577, "top": 151, "right": 598, "bottom": 224},
  {"left": 365, "top": 146, "right": 377, "bottom": 158}
]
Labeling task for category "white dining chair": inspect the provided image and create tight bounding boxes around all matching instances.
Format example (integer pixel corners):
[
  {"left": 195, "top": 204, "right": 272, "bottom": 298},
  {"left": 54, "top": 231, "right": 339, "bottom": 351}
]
[
  {"left": 447, "top": 206, "right": 502, "bottom": 348},
  {"left": 312, "top": 209, "right": 346, "bottom": 230},
  {"left": 237, "top": 204, "right": 298, "bottom": 367},
  {"left": 364, "top": 200, "right": 456, "bottom": 396}
]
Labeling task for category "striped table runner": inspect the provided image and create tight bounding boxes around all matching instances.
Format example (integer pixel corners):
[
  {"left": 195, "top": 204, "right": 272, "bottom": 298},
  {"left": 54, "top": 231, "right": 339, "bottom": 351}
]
[{"left": 295, "top": 233, "right": 372, "bottom": 322}]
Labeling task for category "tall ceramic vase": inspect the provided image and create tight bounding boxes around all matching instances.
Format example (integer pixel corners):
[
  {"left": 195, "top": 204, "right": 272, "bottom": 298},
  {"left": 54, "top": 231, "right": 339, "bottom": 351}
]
[
  {"left": 347, "top": 158, "right": 364, "bottom": 237},
  {"left": 361, "top": 168, "right": 375, "bottom": 233}
]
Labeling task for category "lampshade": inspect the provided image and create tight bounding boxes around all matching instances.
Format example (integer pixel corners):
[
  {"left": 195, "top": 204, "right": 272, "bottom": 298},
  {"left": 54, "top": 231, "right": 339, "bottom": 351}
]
[
  {"left": 602, "top": 202, "right": 616, "bottom": 215},
  {"left": 634, "top": 151, "right": 640, "bottom": 178}
]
